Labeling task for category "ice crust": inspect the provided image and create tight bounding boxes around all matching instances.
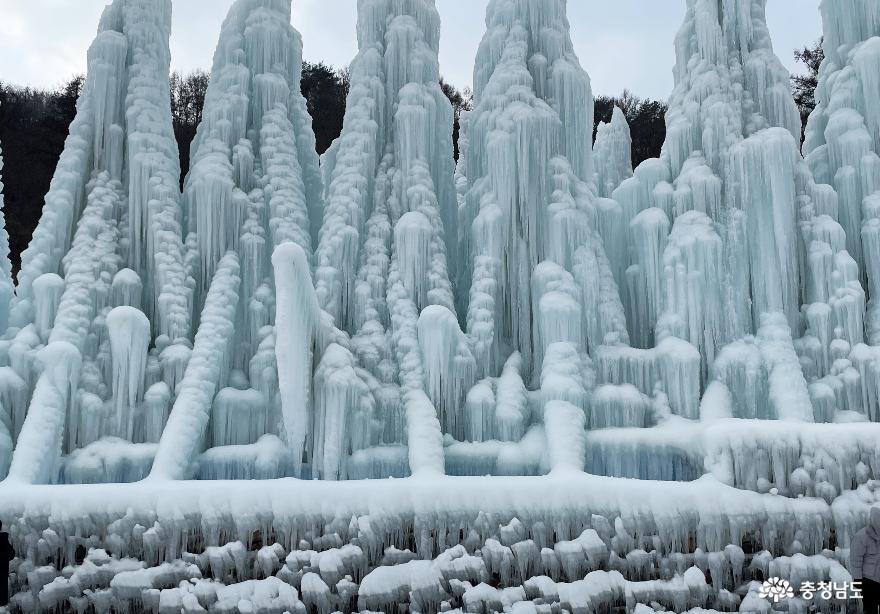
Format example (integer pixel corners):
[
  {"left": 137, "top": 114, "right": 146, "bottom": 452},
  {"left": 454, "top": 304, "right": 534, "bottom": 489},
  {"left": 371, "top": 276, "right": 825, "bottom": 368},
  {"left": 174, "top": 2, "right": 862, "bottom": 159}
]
[{"left": 1, "top": 0, "right": 880, "bottom": 611}]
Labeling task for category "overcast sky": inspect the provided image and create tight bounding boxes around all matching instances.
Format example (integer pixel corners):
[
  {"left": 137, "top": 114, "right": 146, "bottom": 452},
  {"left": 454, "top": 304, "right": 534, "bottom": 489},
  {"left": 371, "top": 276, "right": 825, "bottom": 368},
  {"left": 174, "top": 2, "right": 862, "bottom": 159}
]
[{"left": 0, "top": 0, "right": 822, "bottom": 101}]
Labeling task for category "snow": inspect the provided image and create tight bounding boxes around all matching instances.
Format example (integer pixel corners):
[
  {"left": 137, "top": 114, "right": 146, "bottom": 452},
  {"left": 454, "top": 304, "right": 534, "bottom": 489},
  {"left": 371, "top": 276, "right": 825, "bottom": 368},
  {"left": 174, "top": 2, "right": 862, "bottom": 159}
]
[
  {"left": 1, "top": 0, "right": 880, "bottom": 610},
  {"left": 197, "top": 434, "right": 292, "bottom": 481},
  {"left": 60, "top": 438, "right": 157, "bottom": 484},
  {"left": 0, "top": 472, "right": 848, "bottom": 613}
]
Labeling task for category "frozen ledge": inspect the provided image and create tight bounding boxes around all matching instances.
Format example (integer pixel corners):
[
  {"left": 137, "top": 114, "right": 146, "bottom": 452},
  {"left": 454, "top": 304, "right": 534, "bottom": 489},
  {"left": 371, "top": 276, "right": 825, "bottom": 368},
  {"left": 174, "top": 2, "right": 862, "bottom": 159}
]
[{"left": 0, "top": 473, "right": 845, "bottom": 552}]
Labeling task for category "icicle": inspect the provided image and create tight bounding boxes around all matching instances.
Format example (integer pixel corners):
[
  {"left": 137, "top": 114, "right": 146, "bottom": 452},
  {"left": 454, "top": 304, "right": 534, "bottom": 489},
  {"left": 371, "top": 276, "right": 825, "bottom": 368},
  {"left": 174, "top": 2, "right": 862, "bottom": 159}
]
[
  {"left": 7, "top": 341, "right": 81, "bottom": 484},
  {"left": 595, "top": 339, "right": 699, "bottom": 419},
  {"left": 540, "top": 342, "right": 588, "bottom": 413},
  {"left": 142, "top": 382, "right": 171, "bottom": 443},
  {"left": 656, "top": 211, "right": 724, "bottom": 380},
  {"left": 495, "top": 354, "right": 529, "bottom": 443},
  {"left": 32, "top": 273, "right": 65, "bottom": 342},
  {"left": 198, "top": 434, "right": 292, "bottom": 480},
  {"left": 211, "top": 388, "right": 271, "bottom": 448},
  {"left": 0, "top": 368, "right": 27, "bottom": 445},
  {"left": 110, "top": 269, "right": 143, "bottom": 309},
  {"left": 462, "top": 0, "right": 620, "bottom": 394},
  {"left": 7, "top": 171, "right": 123, "bottom": 483},
  {"left": 626, "top": 208, "right": 669, "bottom": 348},
  {"left": 312, "top": 344, "right": 374, "bottom": 480},
  {"left": 464, "top": 379, "right": 497, "bottom": 442},
  {"left": 272, "top": 242, "right": 321, "bottom": 476},
  {"left": 395, "top": 212, "right": 435, "bottom": 311},
  {"left": 0, "top": 421, "right": 9, "bottom": 480},
  {"left": 590, "top": 384, "right": 652, "bottom": 429},
  {"left": 728, "top": 128, "right": 803, "bottom": 332},
  {"left": 106, "top": 307, "right": 150, "bottom": 441},
  {"left": 4, "top": 0, "right": 199, "bottom": 482},
  {"left": 123, "top": 0, "right": 191, "bottom": 342},
  {"left": 315, "top": 0, "right": 455, "bottom": 336},
  {"left": 805, "top": 2, "right": 880, "bottom": 342},
  {"left": 756, "top": 314, "right": 815, "bottom": 422},
  {"left": 418, "top": 306, "right": 476, "bottom": 441}
]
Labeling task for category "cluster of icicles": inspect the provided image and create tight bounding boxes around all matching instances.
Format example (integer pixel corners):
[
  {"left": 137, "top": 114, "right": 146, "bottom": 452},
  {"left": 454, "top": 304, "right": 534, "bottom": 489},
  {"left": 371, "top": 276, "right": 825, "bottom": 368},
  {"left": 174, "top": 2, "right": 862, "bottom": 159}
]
[{"left": 0, "top": 0, "right": 879, "bottom": 509}]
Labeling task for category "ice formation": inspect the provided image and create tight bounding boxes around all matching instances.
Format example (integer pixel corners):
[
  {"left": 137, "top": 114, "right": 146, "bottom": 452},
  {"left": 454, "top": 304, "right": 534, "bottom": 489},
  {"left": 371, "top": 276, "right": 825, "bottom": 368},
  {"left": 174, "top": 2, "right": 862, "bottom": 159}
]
[
  {"left": 0, "top": 132, "right": 12, "bottom": 478},
  {"left": 1, "top": 0, "right": 880, "bottom": 611},
  {"left": 804, "top": 0, "right": 880, "bottom": 342},
  {"left": 313, "top": 0, "right": 458, "bottom": 479},
  {"left": 593, "top": 107, "right": 634, "bottom": 198}
]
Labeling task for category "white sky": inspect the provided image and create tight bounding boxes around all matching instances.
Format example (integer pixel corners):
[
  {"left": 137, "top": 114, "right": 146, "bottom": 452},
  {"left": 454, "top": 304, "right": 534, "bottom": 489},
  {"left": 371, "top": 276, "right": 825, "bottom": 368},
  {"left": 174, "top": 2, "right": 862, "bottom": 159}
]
[{"left": 0, "top": 0, "right": 822, "bottom": 101}]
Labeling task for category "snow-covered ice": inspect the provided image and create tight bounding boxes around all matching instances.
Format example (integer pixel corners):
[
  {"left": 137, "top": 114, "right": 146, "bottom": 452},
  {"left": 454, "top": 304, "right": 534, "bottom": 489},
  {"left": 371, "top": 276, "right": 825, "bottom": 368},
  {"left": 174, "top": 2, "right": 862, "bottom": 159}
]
[{"left": 1, "top": 0, "right": 880, "bottom": 611}]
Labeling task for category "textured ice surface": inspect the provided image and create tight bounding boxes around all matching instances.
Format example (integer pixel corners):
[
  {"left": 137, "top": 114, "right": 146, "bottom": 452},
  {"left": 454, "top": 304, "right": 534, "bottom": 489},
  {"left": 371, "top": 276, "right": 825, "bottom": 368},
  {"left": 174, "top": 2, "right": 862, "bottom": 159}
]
[
  {"left": 0, "top": 134, "right": 12, "bottom": 478},
  {"left": 1, "top": 0, "right": 880, "bottom": 612}
]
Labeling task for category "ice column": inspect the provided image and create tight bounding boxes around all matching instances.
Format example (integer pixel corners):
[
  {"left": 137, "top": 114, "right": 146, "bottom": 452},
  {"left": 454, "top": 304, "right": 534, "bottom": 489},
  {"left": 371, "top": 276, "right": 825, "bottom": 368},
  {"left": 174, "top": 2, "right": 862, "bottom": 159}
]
[
  {"left": 12, "top": 7, "right": 128, "bottom": 328},
  {"left": 656, "top": 211, "right": 724, "bottom": 380},
  {"left": 315, "top": 0, "right": 456, "bottom": 331},
  {"left": 312, "top": 344, "right": 374, "bottom": 480},
  {"left": 727, "top": 129, "right": 802, "bottom": 331},
  {"left": 544, "top": 400, "right": 587, "bottom": 473},
  {"left": 123, "top": 0, "right": 192, "bottom": 342},
  {"left": 596, "top": 0, "right": 857, "bottom": 425},
  {"left": 315, "top": 0, "right": 458, "bottom": 476},
  {"left": 7, "top": 174, "right": 123, "bottom": 483},
  {"left": 459, "top": 0, "right": 622, "bottom": 383},
  {"left": 184, "top": 0, "right": 321, "bottom": 336},
  {"left": 174, "top": 0, "right": 327, "bottom": 476},
  {"left": 418, "top": 306, "right": 476, "bottom": 441},
  {"left": 610, "top": 0, "right": 804, "bottom": 345},
  {"left": 6, "top": 0, "right": 202, "bottom": 483},
  {"left": 272, "top": 242, "right": 321, "bottom": 475}
]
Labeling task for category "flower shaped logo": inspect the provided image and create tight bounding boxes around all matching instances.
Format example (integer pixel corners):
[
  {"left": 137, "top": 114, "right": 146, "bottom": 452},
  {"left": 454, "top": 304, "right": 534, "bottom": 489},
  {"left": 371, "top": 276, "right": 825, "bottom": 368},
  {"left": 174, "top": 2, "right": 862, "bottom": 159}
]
[{"left": 759, "top": 577, "right": 795, "bottom": 602}]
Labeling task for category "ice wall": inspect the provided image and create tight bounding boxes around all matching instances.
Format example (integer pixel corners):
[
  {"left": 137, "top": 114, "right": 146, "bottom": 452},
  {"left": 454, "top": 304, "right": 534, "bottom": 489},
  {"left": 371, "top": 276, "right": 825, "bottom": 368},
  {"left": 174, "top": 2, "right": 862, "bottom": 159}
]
[
  {"left": 804, "top": 0, "right": 880, "bottom": 343},
  {"left": 612, "top": 0, "right": 807, "bottom": 348},
  {"left": 0, "top": 0, "right": 328, "bottom": 484},
  {"left": 0, "top": 0, "right": 461, "bottom": 485},
  {"left": 442, "top": 0, "right": 629, "bottom": 472},
  {"left": 597, "top": 0, "right": 870, "bottom": 425},
  {"left": 1, "top": 0, "right": 879, "bottom": 609}
]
